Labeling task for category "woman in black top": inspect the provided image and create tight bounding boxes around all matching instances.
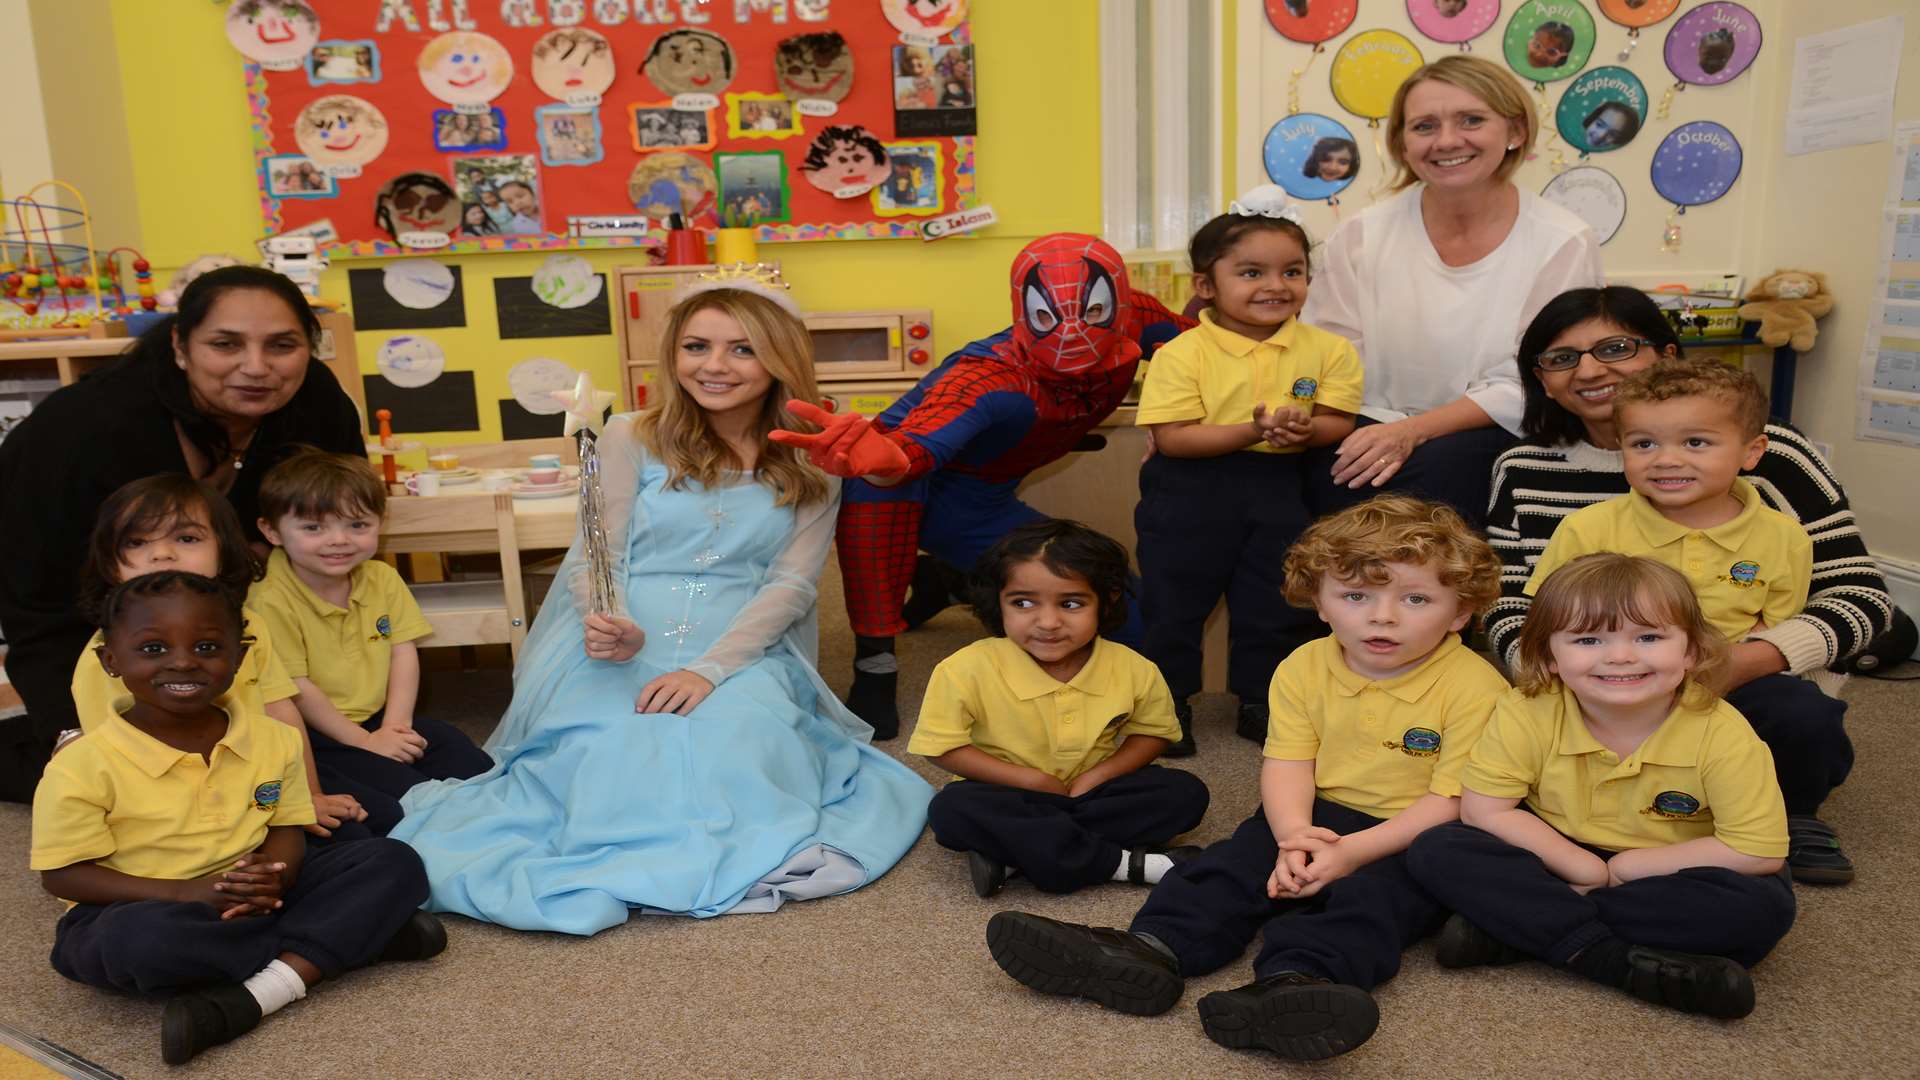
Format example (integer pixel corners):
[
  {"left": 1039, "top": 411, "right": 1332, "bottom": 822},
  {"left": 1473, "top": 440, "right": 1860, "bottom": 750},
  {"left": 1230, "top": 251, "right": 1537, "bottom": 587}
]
[{"left": 0, "top": 266, "right": 364, "bottom": 800}]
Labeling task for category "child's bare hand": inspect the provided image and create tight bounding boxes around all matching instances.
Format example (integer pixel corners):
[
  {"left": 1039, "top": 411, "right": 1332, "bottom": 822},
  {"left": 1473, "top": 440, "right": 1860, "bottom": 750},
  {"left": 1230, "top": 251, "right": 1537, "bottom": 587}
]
[
  {"left": 584, "top": 613, "right": 646, "bottom": 661},
  {"left": 635, "top": 670, "right": 715, "bottom": 715},
  {"left": 1066, "top": 771, "right": 1108, "bottom": 798},
  {"left": 363, "top": 725, "right": 426, "bottom": 764},
  {"left": 210, "top": 854, "right": 288, "bottom": 919},
  {"left": 305, "top": 791, "right": 367, "bottom": 837},
  {"left": 1267, "top": 849, "right": 1311, "bottom": 898},
  {"left": 1255, "top": 404, "right": 1311, "bottom": 448}
]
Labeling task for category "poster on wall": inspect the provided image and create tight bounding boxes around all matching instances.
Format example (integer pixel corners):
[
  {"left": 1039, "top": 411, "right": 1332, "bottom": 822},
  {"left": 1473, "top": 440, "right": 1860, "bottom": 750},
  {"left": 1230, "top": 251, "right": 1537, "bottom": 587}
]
[
  {"left": 1858, "top": 121, "right": 1920, "bottom": 448},
  {"left": 232, "top": 0, "right": 981, "bottom": 257}
]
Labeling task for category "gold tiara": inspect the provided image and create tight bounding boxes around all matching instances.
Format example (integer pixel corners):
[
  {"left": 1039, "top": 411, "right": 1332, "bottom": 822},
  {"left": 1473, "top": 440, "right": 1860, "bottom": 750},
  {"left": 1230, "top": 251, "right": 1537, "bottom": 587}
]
[{"left": 679, "top": 261, "right": 800, "bottom": 315}]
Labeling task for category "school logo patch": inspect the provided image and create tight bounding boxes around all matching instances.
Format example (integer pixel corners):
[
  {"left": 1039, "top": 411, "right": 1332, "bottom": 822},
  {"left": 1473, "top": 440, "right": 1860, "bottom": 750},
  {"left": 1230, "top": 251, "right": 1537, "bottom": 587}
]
[
  {"left": 1721, "top": 560, "right": 1762, "bottom": 589},
  {"left": 252, "top": 780, "right": 283, "bottom": 812},
  {"left": 1383, "top": 726, "right": 1441, "bottom": 758},
  {"left": 1290, "top": 376, "right": 1319, "bottom": 401},
  {"left": 372, "top": 614, "right": 392, "bottom": 641},
  {"left": 1641, "top": 789, "right": 1703, "bottom": 820}
]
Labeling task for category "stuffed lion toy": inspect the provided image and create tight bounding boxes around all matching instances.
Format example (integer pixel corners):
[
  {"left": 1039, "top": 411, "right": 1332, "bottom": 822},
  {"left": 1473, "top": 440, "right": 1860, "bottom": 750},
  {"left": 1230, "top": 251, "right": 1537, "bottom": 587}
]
[{"left": 1739, "top": 270, "right": 1833, "bottom": 353}]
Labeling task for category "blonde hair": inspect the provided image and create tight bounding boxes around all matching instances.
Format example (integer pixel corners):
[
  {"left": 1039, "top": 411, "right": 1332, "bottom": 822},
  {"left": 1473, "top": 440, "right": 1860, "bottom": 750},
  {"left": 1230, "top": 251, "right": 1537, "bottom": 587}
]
[
  {"left": 1385, "top": 55, "right": 1535, "bottom": 192},
  {"left": 1614, "top": 356, "right": 1769, "bottom": 440},
  {"left": 1281, "top": 494, "right": 1502, "bottom": 615},
  {"left": 1513, "top": 553, "right": 1729, "bottom": 702},
  {"left": 635, "top": 288, "right": 829, "bottom": 507}
]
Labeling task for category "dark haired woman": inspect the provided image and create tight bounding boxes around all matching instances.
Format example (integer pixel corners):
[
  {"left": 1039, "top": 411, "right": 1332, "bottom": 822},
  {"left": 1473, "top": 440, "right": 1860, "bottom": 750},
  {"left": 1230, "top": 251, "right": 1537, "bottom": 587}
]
[
  {"left": 1485, "top": 285, "right": 1887, "bottom": 885},
  {"left": 0, "top": 266, "right": 364, "bottom": 800}
]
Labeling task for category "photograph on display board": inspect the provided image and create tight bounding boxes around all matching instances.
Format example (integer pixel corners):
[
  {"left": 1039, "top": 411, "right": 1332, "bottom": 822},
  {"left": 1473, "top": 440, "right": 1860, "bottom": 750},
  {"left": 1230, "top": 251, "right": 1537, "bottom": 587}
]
[
  {"left": 433, "top": 108, "right": 507, "bottom": 151},
  {"left": 308, "top": 41, "right": 380, "bottom": 86},
  {"left": 716, "top": 152, "right": 792, "bottom": 225},
  {"left": 873, "top": 142, "right": 944, "bottom": 216},
  {"left": 264, "top": 154, "right": 337, "bottom": 198},
  {"left": 536, "top": 105, "right": 604, "bottom": 166},
  {"left": 453, "top": 154, "right": 544, "bottom": 235},
  {"left": 629, "top": 103, "right": 717, "bottom": 152},
  {"left": 894, "top": 44, "right": 976, "bottom": 137},
  {"left": 727, "top": 93, "right": 803, "bottom": 140}
]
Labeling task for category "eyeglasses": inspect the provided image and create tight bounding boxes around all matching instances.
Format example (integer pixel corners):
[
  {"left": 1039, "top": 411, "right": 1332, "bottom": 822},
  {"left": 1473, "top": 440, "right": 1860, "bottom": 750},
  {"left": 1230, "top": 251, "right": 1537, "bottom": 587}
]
[{"left": 1533, "top": 335, "right": 1653, "bottom": 372}]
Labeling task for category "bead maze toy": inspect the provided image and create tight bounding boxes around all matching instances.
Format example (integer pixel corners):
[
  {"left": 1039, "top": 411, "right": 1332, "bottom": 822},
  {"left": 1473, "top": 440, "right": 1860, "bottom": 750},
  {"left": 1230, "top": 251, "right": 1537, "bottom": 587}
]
[{"left": 0, "top": 180, "right": 151, "bottom": 340}]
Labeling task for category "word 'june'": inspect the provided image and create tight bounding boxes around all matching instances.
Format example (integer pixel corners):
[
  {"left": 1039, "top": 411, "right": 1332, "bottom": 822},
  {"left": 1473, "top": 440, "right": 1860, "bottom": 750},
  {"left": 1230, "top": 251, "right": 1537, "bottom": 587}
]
[{"left": 376, "top": 0, "right": 832, "bottom": 33}]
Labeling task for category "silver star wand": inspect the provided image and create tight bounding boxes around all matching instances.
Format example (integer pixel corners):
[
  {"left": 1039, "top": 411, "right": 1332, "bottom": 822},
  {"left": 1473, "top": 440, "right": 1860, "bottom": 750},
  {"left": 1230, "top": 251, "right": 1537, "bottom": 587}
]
[{"left": 552, "top": 372, "right": 619, "bottom": 616}]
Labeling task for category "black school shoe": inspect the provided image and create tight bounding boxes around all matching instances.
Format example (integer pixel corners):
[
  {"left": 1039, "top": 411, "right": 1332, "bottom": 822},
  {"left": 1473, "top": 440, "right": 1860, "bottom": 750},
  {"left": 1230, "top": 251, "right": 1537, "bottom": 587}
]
[
  {"left": 1234, "top": 703, "right": 1268, "bottom": 745},
  {"left": 969, "top": 851, "right": 1009, "bottom": 897},
  {"left": 845, "top": 670, "right": 899, "bottom": 740},
  {"left": 985, "top": 911, "right": 1184, "bottom": 1016},
  {"left": 1617, "top": 946, "right": 1756, "bottom": 1019},
  {"left": 1433, "top": 913, "right": 1531, "bottom": 968},
  {"left": 1787, "top": 815, "right": 1856, "bottom": 884},
  {"left": 1164, "top": 700, "right": 1196, "bottom": 758},
  {"left": 161, "top": 983, "right": 262, "bottom": 1065},
  {"left": 381, "top": 910, "right": 450, "bottom": 962},
  {"left": 1196, "top": 972, "right": 1380, "bottom": 1061}
]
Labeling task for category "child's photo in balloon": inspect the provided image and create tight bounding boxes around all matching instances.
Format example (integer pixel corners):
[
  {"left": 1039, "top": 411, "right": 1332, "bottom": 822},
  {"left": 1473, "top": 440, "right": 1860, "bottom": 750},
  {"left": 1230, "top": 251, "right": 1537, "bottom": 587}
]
[
  {"left": 418, "top": 31, "right": 514, "bottom": 106},
  {"left": 1583, "top": 102, "right": 1641, "bottom": 149},
  {"left": 775, "top": 31, "right": 854, "bottom": 103},
  {"left": 1284, "top": 0, "right": 1309, "bottom": 15},
  {"left": 1303, "top": 136, "right": 1359, "bottom": 182},
  {"left": 1433, "top": 0, "right": 1468, "bottom": 16},
  {"left": 531, "top": 27, "right": 615, "bottom": 101},
  {"left": 799, "top": 126, "right": 891, "bottom": 196},
  {"left": 1528, "top": 21, "right": 1575, "bottom": 68},
  {"left": 375, "top": 173, "right": 461, "bottom": 241},
  {"left": 309, "top": 41, "right": 378, "bottom": 84},
  {"left": 433, "top": 108, "right": 507, "bottom": 151},
  {"left": 1697, "top": 29, "right": 1736, "bottom": 76},
  {"left": 226, "top": 0, "right": 320, "bottom": 66},
  {"left": 642, "top": 29, "right": 735, "bottom": 97},
  {"left": 294, "top": 95, "right": 389, "bottom": 168}
]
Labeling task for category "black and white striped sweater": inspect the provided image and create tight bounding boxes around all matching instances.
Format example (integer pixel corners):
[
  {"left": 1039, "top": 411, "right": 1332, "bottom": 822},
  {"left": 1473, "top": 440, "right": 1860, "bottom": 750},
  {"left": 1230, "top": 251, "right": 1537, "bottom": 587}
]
[{"left": 1485, "top": 421, "right": 1893, "bottom": 673}]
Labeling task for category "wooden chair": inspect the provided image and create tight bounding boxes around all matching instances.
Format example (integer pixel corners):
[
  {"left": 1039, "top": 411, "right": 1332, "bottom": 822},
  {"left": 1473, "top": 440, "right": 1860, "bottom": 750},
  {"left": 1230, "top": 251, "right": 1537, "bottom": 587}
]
[{"left": 378, "top": 493, "right": 529, "bottom": 660}]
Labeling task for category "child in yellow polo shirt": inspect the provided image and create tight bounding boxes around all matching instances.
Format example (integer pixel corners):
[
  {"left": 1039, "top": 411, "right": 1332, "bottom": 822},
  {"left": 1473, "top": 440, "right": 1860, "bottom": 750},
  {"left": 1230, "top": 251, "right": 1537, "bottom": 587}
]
[
  {"left": 989, "top": 496, "right": 1507, "bottom": 1062},
  {"left": 1409, "top": 553, "right": 1795, "bottom": 1020},
  {"left": 249, "top": 450, "right": 492, "bottom": 802},
  {"left": 31, "top": 572, "right": 444, "bottom": 1065},
  {"left": 1522, "top": 358, "right": 1853, "bottom": 884},
  {"left": 1134, "top": 195, "right": 1362, "bottom": 753},
  {"left": 911, "top": 520, "right": 1208, "bottom": 897}
]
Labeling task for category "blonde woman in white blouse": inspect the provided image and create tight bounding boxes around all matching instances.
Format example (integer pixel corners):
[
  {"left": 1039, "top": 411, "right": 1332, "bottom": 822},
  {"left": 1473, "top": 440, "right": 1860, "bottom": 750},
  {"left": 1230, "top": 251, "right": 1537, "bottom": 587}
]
[{"left": 1301, "top": 55, "right": 1603, "bottom": 525}]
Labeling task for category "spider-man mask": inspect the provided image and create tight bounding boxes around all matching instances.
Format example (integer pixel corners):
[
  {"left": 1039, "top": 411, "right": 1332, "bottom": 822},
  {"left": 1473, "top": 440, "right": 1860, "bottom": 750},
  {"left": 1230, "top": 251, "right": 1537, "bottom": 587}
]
[{"left": 1009, "top": 233, "right": 1138, "bottom": 378}]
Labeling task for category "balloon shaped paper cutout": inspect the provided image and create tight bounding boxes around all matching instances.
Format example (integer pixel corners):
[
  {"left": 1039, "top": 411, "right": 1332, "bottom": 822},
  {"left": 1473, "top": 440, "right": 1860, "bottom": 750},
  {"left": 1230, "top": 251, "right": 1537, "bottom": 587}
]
[
  {"left": 1264, "top": 113, "right": 1361, "bottom": 202},
  {"left": 1330, "top": 31, "right": 1425, "bottom": 122},
  {"left": 1664, "top": 2, "right": 1761, "bottom": 87},
  {"left": 1264, "top": 0, "right": 1357, "bottom": 46},
  {"left": 1406, "top": 0, "right": 1499, "bottom": 47},
  {"left": 418, "top": 31, "right": 515, "bottom": 107},
  {"left": 226, "top": 0, "right": 321, "bottom": 68},
  {"left": 1650, "top": 121, "right": 1741, "bottom": 206},
  {"left": 1556, "top": 66, "right": 1648, "bottom": 154},
  {"left": 1598, "top": 0, "right": 1678, "bottom": 29},
  {"left": 1542, "top": 166, "right": 1627, "bottom": 244},
  {"left": 1503, "top": 0, "right": 1596, "bottom": 83}
]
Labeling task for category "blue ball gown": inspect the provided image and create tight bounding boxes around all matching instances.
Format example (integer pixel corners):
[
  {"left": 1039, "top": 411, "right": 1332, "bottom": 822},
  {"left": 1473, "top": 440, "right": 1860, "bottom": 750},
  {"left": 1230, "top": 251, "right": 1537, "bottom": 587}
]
[{"left": 390, "top": 417, "right": 933, "bottom": 934}]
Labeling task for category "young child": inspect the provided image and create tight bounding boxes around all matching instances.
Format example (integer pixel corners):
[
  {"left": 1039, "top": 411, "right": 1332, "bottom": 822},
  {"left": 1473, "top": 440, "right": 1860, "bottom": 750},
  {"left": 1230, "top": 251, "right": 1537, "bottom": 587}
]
[
  {"left": 66, "top": 474, "right": 390, "bottom": 840},
  {"left": 910, "top": 520, "right": 1209, "bottom": 897},
  {"left": 1134, "top": 193, "right": 1362, "bottom": 753},
  {"left": 1522, "top": 358, "right": 1852, "bottom": 881},
  {"left": 31, "top": 572, "right": 444, "bottom": 1065},
  {"left": 1408, "top": 554, "right": 1795, "bottom": 1019},
  {"left": 249, "top": 449, "right": 492, "bottom": 801},
  {"left": 987, "top": 496, "right": 1507, "bottom": 1062}
]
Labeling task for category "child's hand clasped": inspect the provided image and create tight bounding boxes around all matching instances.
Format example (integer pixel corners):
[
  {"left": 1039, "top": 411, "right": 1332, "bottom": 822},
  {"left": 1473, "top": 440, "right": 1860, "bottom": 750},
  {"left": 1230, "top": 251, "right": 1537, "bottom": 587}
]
[
  {"left": 363, "top": 724, "right": 427, "bottom": 764},
  {"left": 635, "top": 670, "right": 715, "bottom": 715},
  {"left": 306, "top": 791, "right": 367, "bottom": 838},
  {"left": 584, "top": 613, "right": 646, "bottom": 662},
  {"left": 1252, "top": 402, "right": 1312, "bottom": 448},
  {"left": 189, "top": 853, "right": 288, "bottom": 919}
]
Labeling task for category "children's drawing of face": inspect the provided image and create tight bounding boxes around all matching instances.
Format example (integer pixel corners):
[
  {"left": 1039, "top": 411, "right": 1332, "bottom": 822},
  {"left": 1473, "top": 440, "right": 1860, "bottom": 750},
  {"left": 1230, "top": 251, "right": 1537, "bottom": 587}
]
[
  {"left": 800, "top": 127, "right": 890, "bottom": 195},
  {"left": 1697, "top": 30, "right": 1735, "bottom": 76},
  {"left": 226, "top": 0, "right": 320, "bottom": 65},
  {"left": 376, "top": 174, "right": 461, "bottom": 241},
  {"left": 881, "top": 0, "right": 968, "bottom": 37},
  {"left": 419, "top": 31, "right": 514, "bottom": 106},
  {"left": 643, "top": 30, "right": 735, "bottom": 96},
  {"left": 775, "top": 32, "right": 854, "bottom": 103},
  {"left": 294, "top": 95, "right": 389, "bottom": 167},
  {"left": 532, "top": 28, "right": 615, "bottom": 100}
]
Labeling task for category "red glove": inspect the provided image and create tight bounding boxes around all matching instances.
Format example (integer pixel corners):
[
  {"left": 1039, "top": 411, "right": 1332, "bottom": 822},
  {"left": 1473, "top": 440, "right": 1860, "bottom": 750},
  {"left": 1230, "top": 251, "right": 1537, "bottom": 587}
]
[{"left": 769, "top": 400, "right": 911, "bottom": 480}]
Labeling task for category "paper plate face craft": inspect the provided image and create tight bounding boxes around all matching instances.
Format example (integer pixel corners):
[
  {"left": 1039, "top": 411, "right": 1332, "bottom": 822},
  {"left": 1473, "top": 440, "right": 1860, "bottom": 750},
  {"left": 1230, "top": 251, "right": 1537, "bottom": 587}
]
[
  {"left": 642, "top": 29, "right": 736, "bottom": 98},
  {"left": 226, "top": 0, "right": 320, "bottom": 69},
  {"left": 1405, "top": 0, "right": 1499, "bottom": 47},
  {"left": 531, "top": 28, "right": 615, "bottom": 104},
  {"left": 799, "top": 126, "right": 891, "bottom": 198},
  {"left": 1263, "top": 113, "right": 1361, "bottom": 202},
  {"left": 1557, "top": 66, "right": 1648, "bottom": 154},
  {"left": 775, "top": 31, "right": 855, "bottom": 105},
  {"left": 1650, "top": 121, "right": 1742, "bottom": 207},
  {"left": 419, "top": 31, "right": 515, "bottom": 107},
  {"left": 374, "top": 173, "right": 462, "bottom": 246},
  {"left": 881, "top": 0, "right": 969, "bottom": 41},
  {"left": 627, "top": 153, "right": 718, "bottom": 222},
  {"left": 1330, "top": 30, "right": 1424, "bottom": 122},
  {"left": 1541, "top": 166, "right": 1628, "bottom": 244},
  {"left": 1664, "top": 2, "right": 1761, "bottom": 86},
  {"left": 1503, "top": 0, "right": 1597, "bottom": 83},
  {"left": 294, "top": 95, "right": 389, "bottom": 170},
  {"left": 1263, "top": 0, "right": 1357, "bottom": 45}
]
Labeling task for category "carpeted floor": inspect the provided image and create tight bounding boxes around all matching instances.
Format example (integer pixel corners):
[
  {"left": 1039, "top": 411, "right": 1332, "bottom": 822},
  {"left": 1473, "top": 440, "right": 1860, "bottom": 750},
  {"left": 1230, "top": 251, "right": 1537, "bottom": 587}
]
[{"left": 0, "top": 562, "right": 1913, "bottom": 1079}]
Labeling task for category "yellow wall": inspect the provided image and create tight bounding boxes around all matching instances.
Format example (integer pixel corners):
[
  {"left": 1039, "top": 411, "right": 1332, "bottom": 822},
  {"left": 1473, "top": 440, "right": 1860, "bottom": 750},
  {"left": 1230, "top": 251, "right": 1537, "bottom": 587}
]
[{"left": 107, "top": 0, "right": 1101, "bottom": 444}]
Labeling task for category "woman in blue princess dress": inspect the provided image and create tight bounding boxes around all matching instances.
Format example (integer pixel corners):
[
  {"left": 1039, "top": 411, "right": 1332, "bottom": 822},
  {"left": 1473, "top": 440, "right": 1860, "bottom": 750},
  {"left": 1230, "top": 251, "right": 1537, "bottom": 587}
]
[{"left": 390, "top": 281, "right": 933, "bottom": 934}]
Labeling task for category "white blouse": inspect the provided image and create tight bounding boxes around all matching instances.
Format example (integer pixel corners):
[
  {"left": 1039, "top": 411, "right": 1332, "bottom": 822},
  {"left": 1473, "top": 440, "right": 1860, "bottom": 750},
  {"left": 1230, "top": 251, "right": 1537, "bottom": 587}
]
[{"left": 1302, "top": 186, "right": 1604, "bottom": 435}]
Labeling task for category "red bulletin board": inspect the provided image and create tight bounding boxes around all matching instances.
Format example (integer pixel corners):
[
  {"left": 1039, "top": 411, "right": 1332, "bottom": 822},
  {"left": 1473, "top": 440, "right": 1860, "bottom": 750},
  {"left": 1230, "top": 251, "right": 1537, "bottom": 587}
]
[{"left": 242, "top": 1, "right": 980, "bottom": 257}]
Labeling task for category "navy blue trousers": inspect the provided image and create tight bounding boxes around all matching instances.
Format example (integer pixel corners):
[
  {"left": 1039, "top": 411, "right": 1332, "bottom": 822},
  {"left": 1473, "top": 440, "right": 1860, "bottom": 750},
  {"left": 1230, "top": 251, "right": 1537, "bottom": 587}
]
[
  {"left": 51, "top": 837, "right": 430, "bottom": 994},
  {"left": 1304, "top": 420, "right": 1517, "bottom": 531},
  {"left": 1725, "top": 675, "right": 1853, "bottom": 816},
  {"left": 1130, "top": 801, "right": 1446, "bottom": 989},
  {"left": 1406, "top": 822, "right": 1796, "bottom": 969},
  {"left": 926, "top": 766, "right": 1209, "bottom": 893},
  {"left": 307, "top": 710, "right": 492, "bottom": 802},
  {"left": 1135, "top": 452, "right": 1317, "bottom": 702}
]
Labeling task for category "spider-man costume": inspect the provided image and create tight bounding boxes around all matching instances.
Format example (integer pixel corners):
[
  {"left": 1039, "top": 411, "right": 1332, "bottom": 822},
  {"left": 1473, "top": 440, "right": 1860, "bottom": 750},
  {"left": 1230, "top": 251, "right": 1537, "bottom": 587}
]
[{"left": 775, "top": 234, "right": 1193, "bottom": 736}]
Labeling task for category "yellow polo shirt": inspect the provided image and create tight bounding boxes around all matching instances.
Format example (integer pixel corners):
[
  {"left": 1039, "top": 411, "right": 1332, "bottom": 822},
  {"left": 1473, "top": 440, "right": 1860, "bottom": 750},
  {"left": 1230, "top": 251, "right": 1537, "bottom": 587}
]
[
  {"left": 71, "top": 606, "right": 296, "bottom": 734},
  {"left": 908, "top": 637, "right": 1182, "bottom": 783},
  {"left": 1465, "top": 685, "right": 1787, "bottom": 858},
  {"left": 247, "top": 549, "right": 432, "bottom": 724},
  {"left": 1265, "top": 635, "right": 1509, "bottom": 819},
  {"left": 1525, "top": 480, "right": 1811, "bottom": 642},
  {"left": 1135, "top": 312, "right": 1363, "bottom": 454},
  {"left": 31, "top": 697, "right": 316, "bottom": 885}
]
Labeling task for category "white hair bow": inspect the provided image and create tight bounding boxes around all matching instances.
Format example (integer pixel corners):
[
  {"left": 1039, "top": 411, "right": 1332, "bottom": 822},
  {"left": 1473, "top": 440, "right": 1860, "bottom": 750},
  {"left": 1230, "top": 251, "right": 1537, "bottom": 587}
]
[{"left": 1227, "top": 183, "right": 1305, "bottom": 225}]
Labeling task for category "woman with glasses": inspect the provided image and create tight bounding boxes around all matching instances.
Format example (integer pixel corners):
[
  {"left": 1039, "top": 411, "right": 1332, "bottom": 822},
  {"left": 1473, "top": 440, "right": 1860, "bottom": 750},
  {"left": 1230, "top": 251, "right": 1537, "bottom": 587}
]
[{"left": 1484, "top": 284, "right": 1888, "bottom": 886}]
